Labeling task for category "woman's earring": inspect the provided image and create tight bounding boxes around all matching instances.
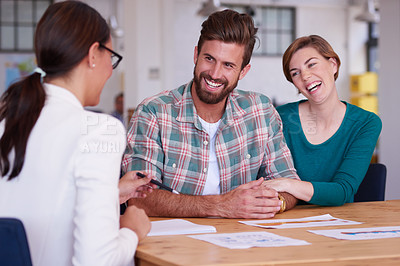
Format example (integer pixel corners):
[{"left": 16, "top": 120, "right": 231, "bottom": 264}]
[{"left": 92, "top": 64, "right": 96, "bottom": 68}]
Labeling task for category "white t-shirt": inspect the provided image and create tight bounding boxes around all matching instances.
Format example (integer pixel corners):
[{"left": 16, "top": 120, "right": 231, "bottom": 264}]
[{"left": 198, "top": 117, "right": 221, "bottom": 195}]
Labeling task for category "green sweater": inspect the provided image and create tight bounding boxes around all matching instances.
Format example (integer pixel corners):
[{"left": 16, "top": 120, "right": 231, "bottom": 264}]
[{"left": 277, "top": 101, "right": 382, "bottom": 206}]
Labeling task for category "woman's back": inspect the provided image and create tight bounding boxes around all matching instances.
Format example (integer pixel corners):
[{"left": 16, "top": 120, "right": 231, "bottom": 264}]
[{"left": 0, "top": 84, "right": 135, "bottom": 265}]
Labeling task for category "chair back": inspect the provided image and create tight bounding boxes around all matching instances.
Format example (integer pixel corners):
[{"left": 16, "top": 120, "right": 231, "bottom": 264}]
[
  {"left": 354, "top": 163, "right": 387, "bottom": 202},
  {"left": 0, "top": 218, "right": 33, "bottom": 266}
]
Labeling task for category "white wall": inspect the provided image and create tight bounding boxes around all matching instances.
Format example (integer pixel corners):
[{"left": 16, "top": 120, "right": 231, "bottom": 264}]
[
  {"left": 379, "top": 0, "right": 400, "bottom": 200},
  {"left": 80, "top": 0, "right": 125, "bottom": 114},
  {"left": 121, "top": 0, "right": 369, "bottom": 111},
  {"left": 242, "top": 3, "right": 351, "bottom": 105},
  {"left": 0, "top": 0, "right": 371, "bottom": 114},
  {"left": 122, "top": 0, "right": 205, "bottom": 112},
  {"left": 86, "top": 0, "right": 369, "bottom": 112}
]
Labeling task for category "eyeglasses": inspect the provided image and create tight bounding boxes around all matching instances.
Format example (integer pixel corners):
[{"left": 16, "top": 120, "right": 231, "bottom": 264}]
[{"left": 99, "top": 43, "right": 123, "bottom": 69}]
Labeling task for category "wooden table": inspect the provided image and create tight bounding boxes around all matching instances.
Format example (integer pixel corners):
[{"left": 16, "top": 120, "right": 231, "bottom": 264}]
[{"left": 135, "top": 200, "right": 400, "bottom": 266}]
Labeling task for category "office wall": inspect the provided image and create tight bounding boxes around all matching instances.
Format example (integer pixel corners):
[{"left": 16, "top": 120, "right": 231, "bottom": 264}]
[
  {"left": 0, "top": 0, "right": 366, "bottom": 114},
  {"left": 122, "top": 0, "right": 369, "bottom": 110},
  {"left": 76, "top": 0, "right": 125, "bottom": 114},
  {"left": 379, "top": 0, "right": 400, "bottom": 200},
  {"left": 122, "top": 0, "right": 165, "bottom": 119}
]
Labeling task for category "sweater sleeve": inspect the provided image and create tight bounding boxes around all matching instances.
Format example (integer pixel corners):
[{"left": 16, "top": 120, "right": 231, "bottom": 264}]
[{"left": 309, "top": 112, "right": 382, "bottom": 206}]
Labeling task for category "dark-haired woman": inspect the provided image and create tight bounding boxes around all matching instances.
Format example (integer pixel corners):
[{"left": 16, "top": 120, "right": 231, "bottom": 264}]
[
  {"left": 263, "top": 35, "right": 381, "bottom": 206},
  {"left": 0, "top": 1, "right": 151, "bottom": 265}
]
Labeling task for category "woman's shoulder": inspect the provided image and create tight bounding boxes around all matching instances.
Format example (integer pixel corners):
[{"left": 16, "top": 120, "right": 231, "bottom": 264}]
[
  {"left": 345, "top": 102, "right": 382, "bottom": 128},
  {"left": 80, "top": 111, "right": 126, "bottom": 138},
  {"left": 276, "top": 100, "right": 303, "bottom": 117},
  {"left": 342, "top": 103, "right": 382, "bottom": 140}
]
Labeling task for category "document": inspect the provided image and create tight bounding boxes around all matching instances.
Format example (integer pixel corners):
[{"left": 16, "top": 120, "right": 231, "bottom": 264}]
[
  {"left": 309, "top": 226, "right": 400, "bottom": 240},
  {"left": 239, "top": 214, "right": 361, "bottom": 229},
  {"left": 189, "top": 231, "right": 310, "bottom": 249},
  {"left": 148, "top": 219, "right": 217, "bottom": 236}
]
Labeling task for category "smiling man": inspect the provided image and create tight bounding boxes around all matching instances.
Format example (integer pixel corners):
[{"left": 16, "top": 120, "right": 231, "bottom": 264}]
[{"left": 122, "top": 9, "right": 299, "bottom": 218}]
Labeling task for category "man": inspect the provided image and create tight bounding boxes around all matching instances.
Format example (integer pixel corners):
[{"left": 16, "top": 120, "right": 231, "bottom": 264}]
[
  {"left": 122, "top": 9, "right": 299, "bottom": 219},
  {"left": 110, "top": 92, "right": 124, "bottom": 124}
]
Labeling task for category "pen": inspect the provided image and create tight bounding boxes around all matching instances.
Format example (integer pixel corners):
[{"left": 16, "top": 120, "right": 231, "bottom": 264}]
[{"left": 136, "top": 172, "right": 180, "bottom": 194}]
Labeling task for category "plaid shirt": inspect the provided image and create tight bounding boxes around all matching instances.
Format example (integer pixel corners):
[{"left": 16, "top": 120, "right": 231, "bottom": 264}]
[{"left": 122, "top": 81, "right": 298, "bottom": 195}]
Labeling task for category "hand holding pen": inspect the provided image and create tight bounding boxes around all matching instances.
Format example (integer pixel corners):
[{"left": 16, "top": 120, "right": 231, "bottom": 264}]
[
  {"left": 136, "top": 172, "right": 180, "bottom": 194},
  {"left": 118, "top": 171, "right": 155, "bottom": 204}
]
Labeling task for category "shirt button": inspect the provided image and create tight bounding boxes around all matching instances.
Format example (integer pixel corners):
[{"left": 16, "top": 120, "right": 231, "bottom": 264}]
[
  {"left": 203, "top": 168, "right": 207, "bottom": 173},
  {"left": 246, "top": 154, "right": 251, "bottom": 159},
  {"left": 172, "top": 163, "right": 177, "bottom": 168},
  {"left": 203, "top": 140, "right": 208, "bottom": 146}
]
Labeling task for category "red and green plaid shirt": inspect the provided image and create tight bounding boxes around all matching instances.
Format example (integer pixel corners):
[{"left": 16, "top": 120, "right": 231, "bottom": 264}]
[{"left": 122, "top": 81, "right": 298, "bottom": 195}]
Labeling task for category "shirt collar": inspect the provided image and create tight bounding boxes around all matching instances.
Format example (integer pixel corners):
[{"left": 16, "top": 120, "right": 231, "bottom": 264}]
[{"left": 44, "top": 83, "right": 83, "bottom": 110}]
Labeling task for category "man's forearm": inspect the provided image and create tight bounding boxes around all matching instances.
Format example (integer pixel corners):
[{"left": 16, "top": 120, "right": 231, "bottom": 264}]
[
  {"left": 279, "top": 192, "right": 297, "bottom": 211},
  {"left": 128, "top": 189, "right": 220, "bottom": 217},
  {"left": 129, "top": 179, "right": 289, "bottom": 219}
]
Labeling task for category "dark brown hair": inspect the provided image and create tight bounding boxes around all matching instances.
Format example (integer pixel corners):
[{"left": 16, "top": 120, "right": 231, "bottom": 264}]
[
  {"left": 197, "top": 9, "right": 258, "bottom": 70},
  {"left": 282, "top": 35, "right": 341, "bottom": 83},
  {"left": 0, "top": 0, "right": 110, "bottom": 180}
]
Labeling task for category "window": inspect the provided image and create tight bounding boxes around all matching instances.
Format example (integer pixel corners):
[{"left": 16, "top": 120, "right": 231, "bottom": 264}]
[
  {"left": 226, "top": 5, "right": 296, "bottom": 56},
  {"left": 0, "top": 0, "right": 53, "bottom": 52}
]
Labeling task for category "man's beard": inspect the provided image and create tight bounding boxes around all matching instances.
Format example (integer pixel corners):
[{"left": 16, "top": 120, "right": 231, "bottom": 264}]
[{"left": 193, "top": 67, "right": 239, "bottom": 105}]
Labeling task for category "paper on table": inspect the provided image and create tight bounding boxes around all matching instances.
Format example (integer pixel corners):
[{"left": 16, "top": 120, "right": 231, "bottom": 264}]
[
  {"left": 148, "top": 219, "right": 217, "bottom": 236},
  {"left": 239, "top": 214, "right": 361, "bottom": 229},
  {"left": 189, "top": 231, "right": 310, "bottom": 249},
  {"left": 309, "top": 226, "right": 400, "bottom": 240}
]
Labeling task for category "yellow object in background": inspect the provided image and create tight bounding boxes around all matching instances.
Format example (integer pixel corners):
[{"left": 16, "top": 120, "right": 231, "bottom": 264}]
[
  {"left": 350, "top": 72, "right": 378, "bottom": 94},
  {"left": 350, "top": 95, "right": 378, "bottom": 114},
  {"left": 349, "top": 71, "right": 379, "bottom": 162}
]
